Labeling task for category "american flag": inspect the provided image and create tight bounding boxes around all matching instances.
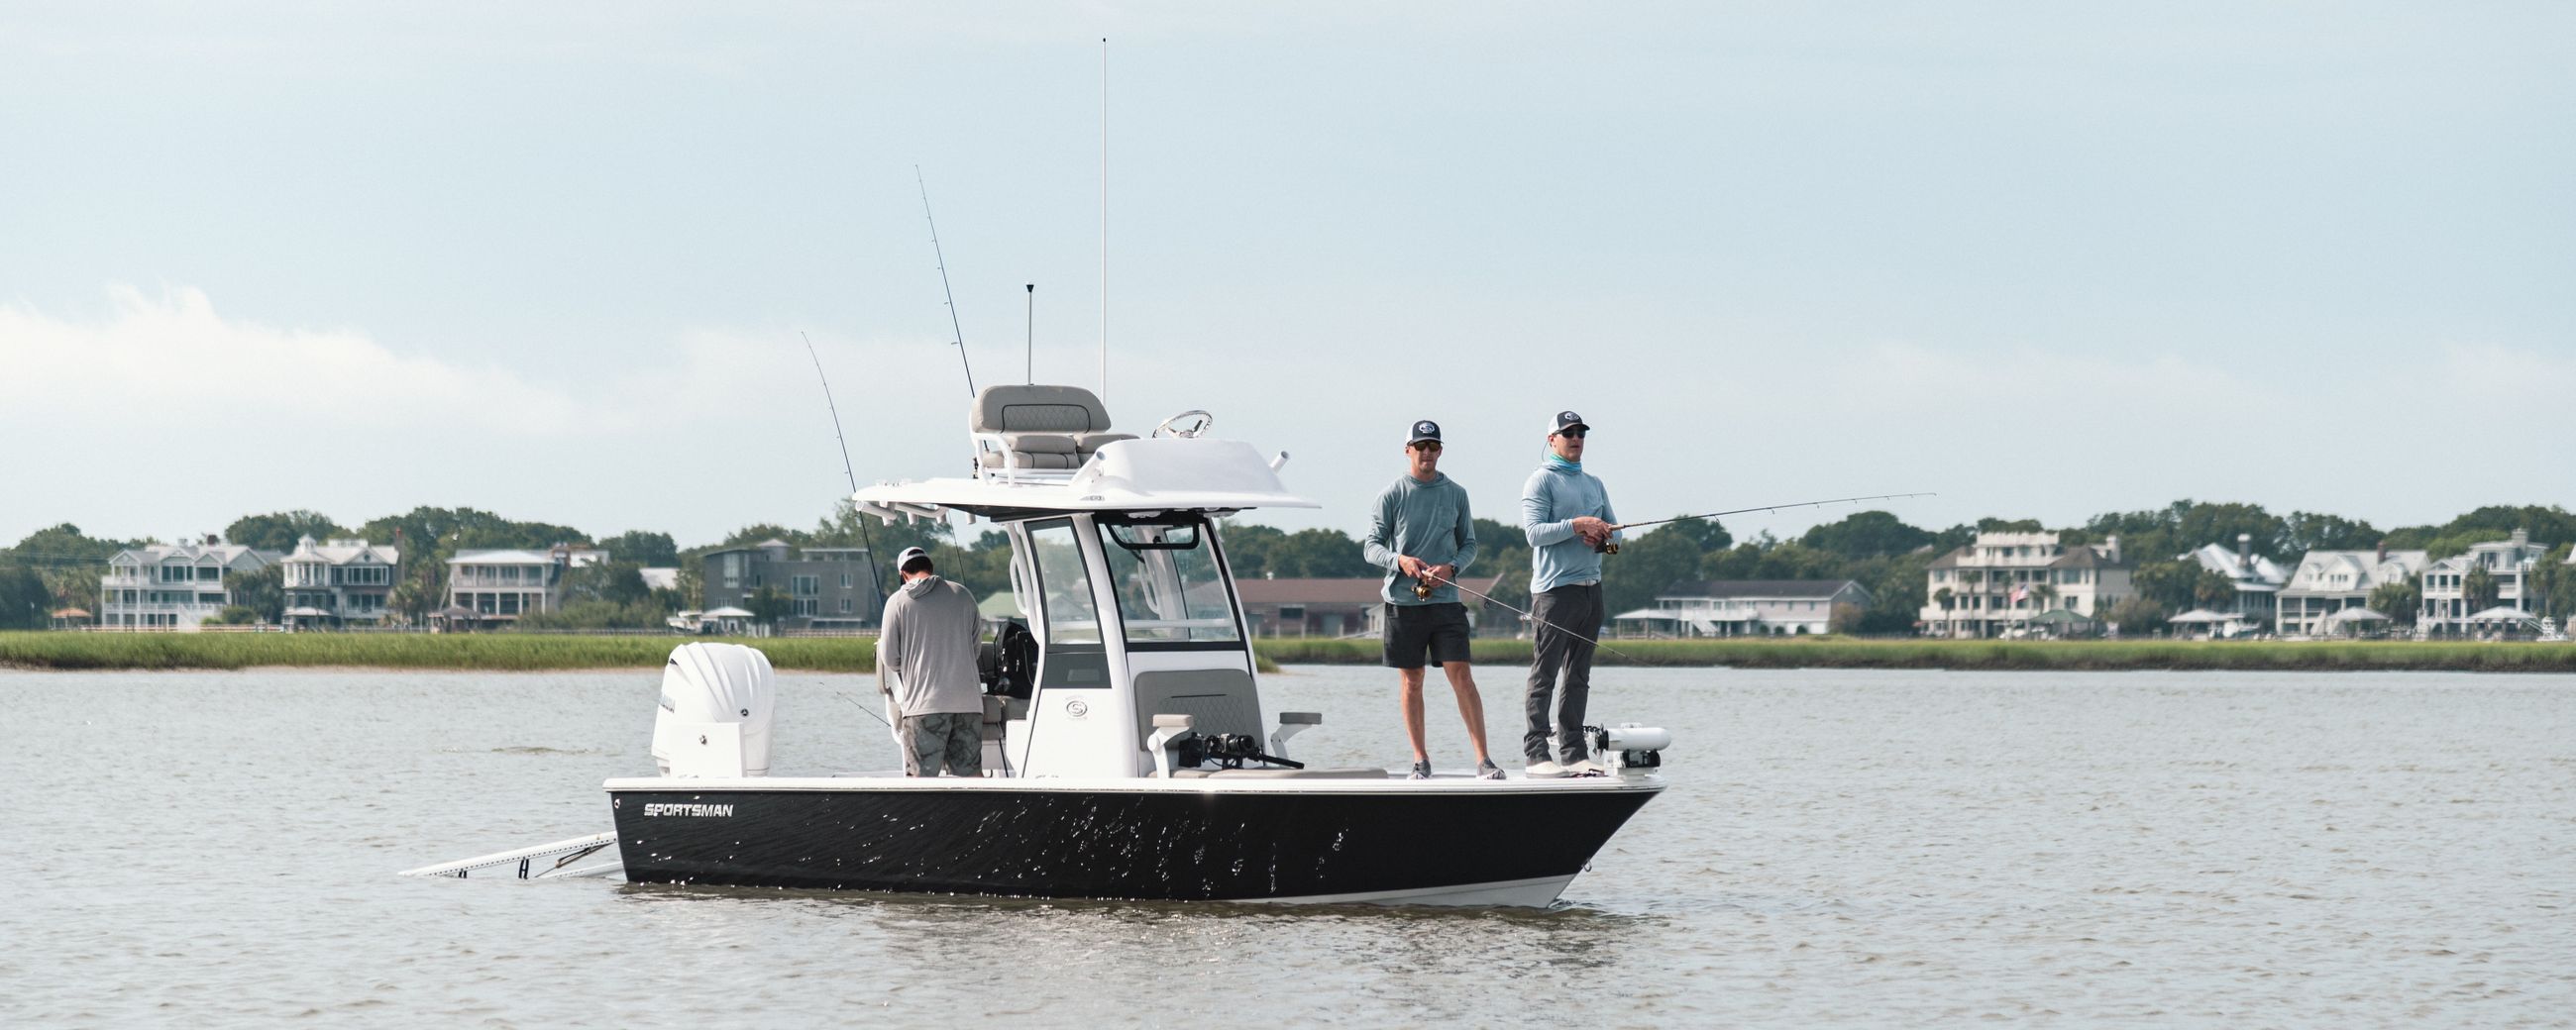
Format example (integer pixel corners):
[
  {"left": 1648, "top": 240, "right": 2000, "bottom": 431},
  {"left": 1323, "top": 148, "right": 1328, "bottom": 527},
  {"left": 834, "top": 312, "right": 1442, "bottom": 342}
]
[{"left": 2009, "top": 584, "right": 2029, "bottom": 603}]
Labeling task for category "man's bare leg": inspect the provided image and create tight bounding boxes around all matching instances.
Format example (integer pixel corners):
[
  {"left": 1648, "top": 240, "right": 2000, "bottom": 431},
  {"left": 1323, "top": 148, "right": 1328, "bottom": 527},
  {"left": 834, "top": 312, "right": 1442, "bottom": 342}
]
[
  {"left": 1441, "top": 662, "right": 1493, "bottom": 765},
  {"left": 1399, "top": 666, "right": 1430, "bottom": 763}
]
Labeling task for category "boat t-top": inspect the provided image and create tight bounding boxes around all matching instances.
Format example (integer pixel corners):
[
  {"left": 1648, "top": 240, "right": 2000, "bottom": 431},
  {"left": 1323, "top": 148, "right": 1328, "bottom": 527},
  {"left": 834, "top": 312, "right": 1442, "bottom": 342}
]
[{"left": 411, "top": 385, "right": 1669, "bottom": 906}]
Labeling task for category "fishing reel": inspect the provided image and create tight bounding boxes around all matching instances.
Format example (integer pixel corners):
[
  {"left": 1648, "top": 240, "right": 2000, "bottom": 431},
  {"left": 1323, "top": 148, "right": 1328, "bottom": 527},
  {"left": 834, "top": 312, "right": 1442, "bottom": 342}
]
[
  {"left": 1178, "top": 732, "right": 1306, "bottom": 771},
  {"left": 1592, "top": 540, "right": 1620, "bottom": 556},
  {"left": 1413, "top": 578, "right": 1436, "bottom": 600}
]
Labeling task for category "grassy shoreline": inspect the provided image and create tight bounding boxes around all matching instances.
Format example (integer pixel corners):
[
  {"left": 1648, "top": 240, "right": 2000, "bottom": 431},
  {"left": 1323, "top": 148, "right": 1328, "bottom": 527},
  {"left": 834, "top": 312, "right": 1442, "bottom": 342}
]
[{"left": 4, "top": 631, "right": 2572, "bottom": 673}]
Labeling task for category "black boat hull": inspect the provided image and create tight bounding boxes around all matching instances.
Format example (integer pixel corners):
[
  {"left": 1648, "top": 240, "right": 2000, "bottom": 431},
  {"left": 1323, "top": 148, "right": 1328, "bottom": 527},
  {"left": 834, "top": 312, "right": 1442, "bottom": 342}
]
[{"left": 606, "top": 779, "right": 1660, "bottom": 904}]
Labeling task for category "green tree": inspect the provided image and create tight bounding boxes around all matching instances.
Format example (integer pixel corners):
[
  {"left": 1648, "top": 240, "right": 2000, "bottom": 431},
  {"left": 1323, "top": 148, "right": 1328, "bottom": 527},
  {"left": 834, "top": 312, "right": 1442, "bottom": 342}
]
[
  {"left": 2131, "top": 561, "right": 2200, "bottom": 612},
  {"left": 2282, "top": 511, "right": 2381, "bottom": 554},
  {"left": 227, "top": 565, "right": 284, "bottom": 624},
  {"left": 745, "top": 584, "right": 792, "bottom": 627},
  {"left": 0, "top": 566, "right": 50, "bottom": 629},
  {"left": 2192, "top": 567, "right": 2236, "bottom": 610},
  {"left": 1660, "top": 517, "right": 1733, "bottom": 555},
  {"left": 210, "top": 605, "right": 259, "bottom": 626},
  {"left": 2462, "top": 566, "right": 2500, "bottom": 612},
  {"left": 560, "top": 562, "right": 651, "bottom": 607},
  {"left": 1602, "top": 525, "right": 1706, "bottom": 622},
  {"left": 595, "top": 530, "right": 680, "bottom": 566},
  {"left": 1800, "top": 510, "right": 1931, "bottom": 561},
  {"left": 2368, "top": 575, "right": 2420, "bottom": 625},
  {"left": 2105, "top": 596, "right": 2167, "bottom": 637},
  {"left": 2532, "top": 545, "right": 2576, "bottom": 618},
  {"left": 517, "top": 600, "right": 668, "bottom": 631},
  {"left": 224, "top": 510, "right": 348, "bottom": 552}
]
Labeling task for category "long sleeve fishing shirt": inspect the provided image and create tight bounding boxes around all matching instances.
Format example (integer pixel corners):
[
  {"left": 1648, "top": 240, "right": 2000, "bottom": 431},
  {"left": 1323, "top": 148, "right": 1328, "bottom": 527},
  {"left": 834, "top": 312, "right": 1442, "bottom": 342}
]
[
  {"left": 1361, "top": 471, "right": 1478, "bottom": 605},
  {"left": 876, "top": 575, "right": 985, "bottom": 718},
  {"left": 1522, "top": 462, "right": 1622, "bottom": 594}
]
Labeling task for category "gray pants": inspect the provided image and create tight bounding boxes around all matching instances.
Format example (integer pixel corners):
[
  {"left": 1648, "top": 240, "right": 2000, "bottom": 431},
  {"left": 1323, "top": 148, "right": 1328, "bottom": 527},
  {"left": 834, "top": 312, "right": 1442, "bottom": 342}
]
[
  {"left": 901, "top": 712, "right": 983, "bottom": 777},
  {"left": 1525, "top": 583, "right": 1601, "bottom": 764}
]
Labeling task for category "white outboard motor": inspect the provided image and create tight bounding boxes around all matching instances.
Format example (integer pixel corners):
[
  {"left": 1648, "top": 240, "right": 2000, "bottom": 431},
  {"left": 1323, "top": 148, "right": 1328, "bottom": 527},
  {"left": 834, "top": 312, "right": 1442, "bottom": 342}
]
[{"left": 651, "top": 643, "right": 775, "bottom": 777}]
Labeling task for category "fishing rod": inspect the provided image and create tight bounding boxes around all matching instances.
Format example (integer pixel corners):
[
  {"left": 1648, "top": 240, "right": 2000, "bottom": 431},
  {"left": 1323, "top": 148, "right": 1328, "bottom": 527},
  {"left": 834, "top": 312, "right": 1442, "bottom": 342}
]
[
  {"left": 915, "top": 164, "right": 977, "bottom": 396},
  {"left": 1412, "top": 570, "right": 1640, "bottom": 663},
  {"left": 1595, "top": 492, "right": 1938, "bottom": 554},
  {"left": 801, "top": 331, "right": 888, "bottom": 602}
]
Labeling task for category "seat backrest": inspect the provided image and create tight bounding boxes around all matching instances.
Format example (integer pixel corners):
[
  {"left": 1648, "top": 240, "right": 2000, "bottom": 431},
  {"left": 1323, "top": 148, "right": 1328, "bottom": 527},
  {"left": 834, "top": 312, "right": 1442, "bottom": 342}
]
[{"left": 970, "top": 385, "right": 1111, "bottom": 435}]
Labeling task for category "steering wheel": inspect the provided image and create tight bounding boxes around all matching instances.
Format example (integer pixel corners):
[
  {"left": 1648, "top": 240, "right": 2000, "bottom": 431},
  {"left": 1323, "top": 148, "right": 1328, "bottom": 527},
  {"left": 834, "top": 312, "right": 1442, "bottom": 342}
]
[{"left": 1153, "top": 410, "right": 1215, "bottom": 439}]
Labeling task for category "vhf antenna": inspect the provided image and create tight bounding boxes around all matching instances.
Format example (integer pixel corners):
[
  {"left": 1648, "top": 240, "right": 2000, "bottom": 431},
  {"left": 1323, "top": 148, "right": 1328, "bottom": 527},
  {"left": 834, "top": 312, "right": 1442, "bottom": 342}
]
[
  {"left": 1024, "top": 283, "right": 1035, "bottom": 383},
  {"left": 916, "top": 164, "right": 976, "bottom": 396}
]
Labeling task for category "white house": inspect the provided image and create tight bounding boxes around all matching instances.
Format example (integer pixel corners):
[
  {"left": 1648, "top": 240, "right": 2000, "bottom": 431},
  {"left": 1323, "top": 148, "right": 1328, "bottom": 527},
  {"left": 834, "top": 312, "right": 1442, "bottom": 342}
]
[
  {"left": 2276, "top": 547, "right": 2429, "bottom": 637},
  {"left": 443, "top": 545, "right": 601, "bottom": 628},
  {"left": 2178, "top": 535, "right": 2291, "bottom": 627},
  {"left": 2419, "top": 529, "right": 2552, "bottom": 636},
  {"left": 98, "top": 538, "right": 280, "bottom": 630},
  {"left": 1614, "top": 579, "right": 1871, "bottom": 637},
  {"left": 279, "top": 536, "right": 401, "bottom": 628},
  {"left": 1921, "top": 531, "right": 2134, "bottom": 638}
]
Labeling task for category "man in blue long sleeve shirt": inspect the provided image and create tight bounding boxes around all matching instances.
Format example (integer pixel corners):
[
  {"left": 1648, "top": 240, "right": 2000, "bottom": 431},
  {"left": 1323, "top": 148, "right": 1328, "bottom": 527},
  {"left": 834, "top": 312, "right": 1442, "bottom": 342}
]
[
  {"left": 1362, "top": 419, "right": 1503, "bottom": 780},
  {"left": 1519, "top": 409, "right": 1620, "bottom": 776}
]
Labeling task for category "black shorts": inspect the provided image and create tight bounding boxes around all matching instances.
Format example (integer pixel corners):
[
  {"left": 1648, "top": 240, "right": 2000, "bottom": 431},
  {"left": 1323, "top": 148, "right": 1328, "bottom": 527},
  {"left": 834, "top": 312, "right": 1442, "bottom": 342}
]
[{"left": 1383, "top": 602, "right": 1472, "bottom": 669}]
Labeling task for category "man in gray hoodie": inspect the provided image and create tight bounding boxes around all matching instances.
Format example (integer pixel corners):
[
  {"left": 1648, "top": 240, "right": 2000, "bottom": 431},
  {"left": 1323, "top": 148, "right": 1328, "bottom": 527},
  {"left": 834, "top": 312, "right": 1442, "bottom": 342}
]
[
  {"left": 876, "top": 546, "right": 985, "bottom": 776},
  {"left": 1362, "top": 419, "right": 1504, "bottom": 780}
]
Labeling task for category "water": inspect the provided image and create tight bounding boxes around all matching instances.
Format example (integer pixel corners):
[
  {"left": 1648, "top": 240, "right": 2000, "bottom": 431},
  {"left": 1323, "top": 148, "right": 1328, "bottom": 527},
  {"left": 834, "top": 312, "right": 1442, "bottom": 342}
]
[{"left": 5, "top": 666, "right": 2572, "bottom": 1028}]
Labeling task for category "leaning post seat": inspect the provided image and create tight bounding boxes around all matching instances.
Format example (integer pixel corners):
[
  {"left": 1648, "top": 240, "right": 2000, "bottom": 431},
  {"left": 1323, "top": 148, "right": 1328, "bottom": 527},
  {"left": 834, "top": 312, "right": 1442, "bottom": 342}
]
[{"left": 968, "top": 384, "right": 1137, "bottom": 477}]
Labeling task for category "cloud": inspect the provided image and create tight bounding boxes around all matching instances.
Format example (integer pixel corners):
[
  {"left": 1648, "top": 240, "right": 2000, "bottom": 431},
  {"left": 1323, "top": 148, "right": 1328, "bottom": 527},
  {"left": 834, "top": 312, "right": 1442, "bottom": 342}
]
[{"left": 0, "top": 285, "right": 594, "bottom": 433}]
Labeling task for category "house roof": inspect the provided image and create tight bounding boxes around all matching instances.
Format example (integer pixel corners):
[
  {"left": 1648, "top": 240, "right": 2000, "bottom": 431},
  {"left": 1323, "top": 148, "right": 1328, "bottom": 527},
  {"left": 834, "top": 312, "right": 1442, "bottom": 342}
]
[
  {"left": 1659, "top": 579, "right": 1866, "bottom": 600},
  {"left": 2178, "top": 543, "right": 2290, "bottom": 586},
  {"left": 2282, "top": 549, "right": 2428, "bottom": 594},
  {"left": 450, "top": 549, "right": 556, "bottom": 565}
]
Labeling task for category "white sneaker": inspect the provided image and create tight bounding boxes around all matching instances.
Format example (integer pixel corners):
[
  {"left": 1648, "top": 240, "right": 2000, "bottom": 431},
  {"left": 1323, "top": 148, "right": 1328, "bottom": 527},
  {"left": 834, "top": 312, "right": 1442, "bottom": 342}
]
[
  {"left": 1565, "top": 759, "right": 1609, "bottom": 776},
  {"left": 1525, "top": 760, "right": 1568, "bottom": 778}
]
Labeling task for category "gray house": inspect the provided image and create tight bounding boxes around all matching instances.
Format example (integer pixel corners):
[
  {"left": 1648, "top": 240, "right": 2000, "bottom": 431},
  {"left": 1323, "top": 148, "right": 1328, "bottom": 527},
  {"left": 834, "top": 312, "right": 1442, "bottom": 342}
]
[{"left": 700, "top": 539, "right": 882, "bottom": 631}]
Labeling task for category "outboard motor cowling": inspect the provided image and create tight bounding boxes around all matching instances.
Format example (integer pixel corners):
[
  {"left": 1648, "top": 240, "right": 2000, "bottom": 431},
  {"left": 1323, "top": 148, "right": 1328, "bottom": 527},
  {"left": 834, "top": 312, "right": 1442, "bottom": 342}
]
[{"left": 651, "top": 643, "right": 775, "bottom": 777}]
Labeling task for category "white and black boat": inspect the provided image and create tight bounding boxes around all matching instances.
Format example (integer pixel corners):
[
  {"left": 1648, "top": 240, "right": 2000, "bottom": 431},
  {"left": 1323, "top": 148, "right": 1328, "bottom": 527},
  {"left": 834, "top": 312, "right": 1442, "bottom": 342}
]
[{"left": 418, "top": 386, "right": 1669, "bottom": 906}]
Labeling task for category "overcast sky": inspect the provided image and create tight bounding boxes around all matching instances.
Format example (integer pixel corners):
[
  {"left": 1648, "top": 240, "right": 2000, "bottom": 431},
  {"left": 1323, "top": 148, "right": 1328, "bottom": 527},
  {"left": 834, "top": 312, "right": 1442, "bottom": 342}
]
[{"left": 5, "top": 3, "right": 2570, "bottom": 552}]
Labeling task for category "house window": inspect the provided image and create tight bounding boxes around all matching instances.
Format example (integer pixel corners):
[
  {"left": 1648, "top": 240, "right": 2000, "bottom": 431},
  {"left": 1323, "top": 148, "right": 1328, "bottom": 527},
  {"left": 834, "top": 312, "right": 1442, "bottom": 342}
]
[
  {"left": 840, "top": 597, "right": 853, "bottom": 613},
  {"left": 792, "top": 575, "right": 819, "bottom": 597},
  {"left": 840, "top": 572, "right": 852, "bottom": 589}
]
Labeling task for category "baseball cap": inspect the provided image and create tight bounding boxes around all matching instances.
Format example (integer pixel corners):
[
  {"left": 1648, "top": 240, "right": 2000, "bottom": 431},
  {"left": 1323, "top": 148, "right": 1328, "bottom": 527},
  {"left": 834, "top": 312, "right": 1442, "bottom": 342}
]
[
  {"left": 895, "top": 547, "right": 931, "bottom": 573},
  {"left": 1408, "top": 419, "right": 1443, "bottom": 446},
  {"left": 1549, "top": 410, "right": 1590, "bottom": 435}
]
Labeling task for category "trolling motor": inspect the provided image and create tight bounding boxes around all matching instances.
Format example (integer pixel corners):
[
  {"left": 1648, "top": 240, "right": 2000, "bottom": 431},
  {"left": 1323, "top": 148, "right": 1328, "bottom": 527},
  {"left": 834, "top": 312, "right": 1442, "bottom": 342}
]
[
  {"left": 1189, "top": 733, "right": 1305, "bottom": 771},
  {"left": 1581, "top": 723, "right": 1672, "bottom": 773}
]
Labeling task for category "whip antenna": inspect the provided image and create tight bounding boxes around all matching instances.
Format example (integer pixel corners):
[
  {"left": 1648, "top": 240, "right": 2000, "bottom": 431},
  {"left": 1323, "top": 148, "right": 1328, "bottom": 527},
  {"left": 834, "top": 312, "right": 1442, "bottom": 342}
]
[{"left": 916, "top": 165, "right": 976, "bottom": 396}]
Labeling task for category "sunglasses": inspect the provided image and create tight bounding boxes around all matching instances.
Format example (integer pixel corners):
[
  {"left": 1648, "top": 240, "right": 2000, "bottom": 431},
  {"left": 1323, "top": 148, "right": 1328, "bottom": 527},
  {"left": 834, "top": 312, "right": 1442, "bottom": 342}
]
[
  {"left": 1411, "top": 442, "right": 1443, "bottom": 452},
  {"left": 1556, "top": 428, "right": 1587, "bottom": 439}
]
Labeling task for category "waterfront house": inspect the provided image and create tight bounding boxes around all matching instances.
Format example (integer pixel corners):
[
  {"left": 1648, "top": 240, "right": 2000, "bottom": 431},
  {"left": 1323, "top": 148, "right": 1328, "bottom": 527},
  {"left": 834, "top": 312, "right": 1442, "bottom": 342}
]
[
  {"left": 2419, "top": 529, "right": 2553, "bottom": 637},
  {"left": 2276, "top": 546, "right": 2428, "bottom": 637},
  {"left": 2177, "top": 535, "right": 2290, "bottom": 628},
  {"left": 278, "top": 536, "right": 400, "bottom": 629},
  {"left": 99, "top": 538, "right": 282, "bottom": 630},
  {"left": 1234, "top": 575, "right": 1510, "bottom": 638},
  {"left": 698, "top": 539, "right": 882, "bottom": 631},
  {"left": 1919, "top": 531, "right": 2133, "bottom": 638},
  {"left": 443, "top": 545, "right": 599, "bottom": 629},
  {"left": 1612, "top": 579, "right": 1871, "bottom": 637}
]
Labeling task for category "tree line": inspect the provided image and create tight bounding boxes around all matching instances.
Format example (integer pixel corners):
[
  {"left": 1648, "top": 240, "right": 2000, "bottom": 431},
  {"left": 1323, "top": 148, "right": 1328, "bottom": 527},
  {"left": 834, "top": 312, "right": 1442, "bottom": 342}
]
[{"left": 5, "top": 500, "right": 2573, "bottom": 632}]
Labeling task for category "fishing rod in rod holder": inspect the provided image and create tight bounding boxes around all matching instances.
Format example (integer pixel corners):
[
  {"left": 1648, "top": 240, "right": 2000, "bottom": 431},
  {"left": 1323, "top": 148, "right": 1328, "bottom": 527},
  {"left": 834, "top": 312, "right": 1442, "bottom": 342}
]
[{"left": 1591, "top": 492, "right": 1939, "bottom": 555}]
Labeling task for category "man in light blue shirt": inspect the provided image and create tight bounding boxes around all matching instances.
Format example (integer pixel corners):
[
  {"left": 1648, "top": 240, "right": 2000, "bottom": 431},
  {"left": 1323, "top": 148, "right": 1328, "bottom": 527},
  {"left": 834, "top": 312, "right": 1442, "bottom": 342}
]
[
  {"left": 1519, "top": 410, "right": 1620, "bottom": 776},
  {"left": 1362, "top": 419, "right": 1504, "bottom": 780}
]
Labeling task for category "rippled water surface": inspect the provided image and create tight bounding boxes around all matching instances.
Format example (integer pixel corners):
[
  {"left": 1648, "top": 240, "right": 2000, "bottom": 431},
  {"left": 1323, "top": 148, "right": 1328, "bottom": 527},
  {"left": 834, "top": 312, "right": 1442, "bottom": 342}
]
[{"left": 6, "top": 665, "right": 2573, "bottom": 1027}]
